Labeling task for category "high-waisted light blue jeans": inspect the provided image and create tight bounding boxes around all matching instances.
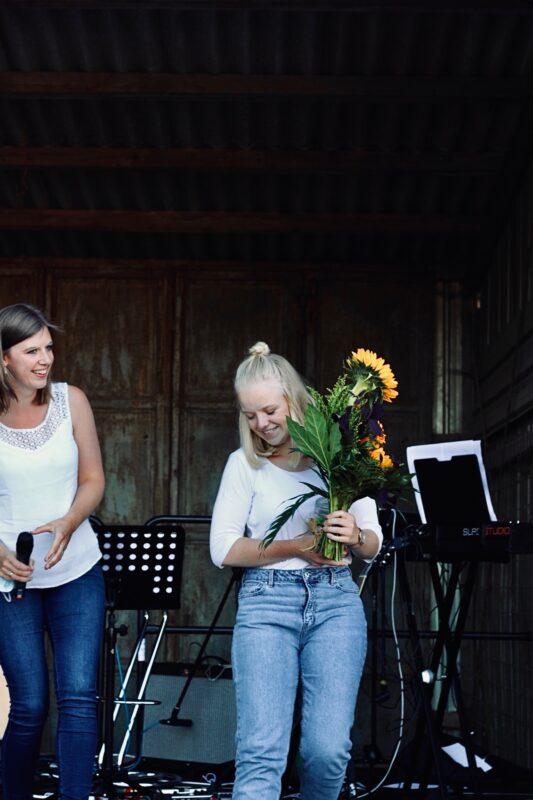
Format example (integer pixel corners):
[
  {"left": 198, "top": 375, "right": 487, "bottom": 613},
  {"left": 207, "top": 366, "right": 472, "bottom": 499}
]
[
  {"left": 0, "top": 562, "right": 105, "bottom": 800},
  {"left": 231, "top": 566, "right": 367, "bottom": 800}
]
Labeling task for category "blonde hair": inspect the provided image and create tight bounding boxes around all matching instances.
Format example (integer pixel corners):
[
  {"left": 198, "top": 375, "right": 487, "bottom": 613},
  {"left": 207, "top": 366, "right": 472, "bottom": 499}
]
[
  {"left": 235, "top": 341, "right": 311, "bottom": 468},
  {"left": 0, "top": 303, "right": 59, "bottom": 414}
]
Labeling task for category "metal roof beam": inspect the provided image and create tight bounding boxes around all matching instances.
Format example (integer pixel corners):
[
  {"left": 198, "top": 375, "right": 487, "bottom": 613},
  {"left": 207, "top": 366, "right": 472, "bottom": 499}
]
[
  {"left": 0, "top": 72, "right": 529, "bottom": 100},
  {"left": 0, "top": 146, "right": 502, "bottom": 175},
  {"left": 0, "top": 256, "right": 467, "bottom": 280},
  {"left": 3, "top": 2, "right": 533, "bottom": 12},
  {"left": 0, "top": 208, "right": 481, "bottom": 233}
]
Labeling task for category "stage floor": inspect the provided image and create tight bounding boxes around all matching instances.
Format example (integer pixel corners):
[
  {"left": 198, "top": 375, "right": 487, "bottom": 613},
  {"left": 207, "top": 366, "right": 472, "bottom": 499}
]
[{"left": 0, "top": 755, "right": 532, "bottom": 800}]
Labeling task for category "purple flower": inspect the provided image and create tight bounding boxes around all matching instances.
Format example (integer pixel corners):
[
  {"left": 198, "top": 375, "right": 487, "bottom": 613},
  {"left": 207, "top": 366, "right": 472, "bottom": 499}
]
[{"left": 332, "top": 410, "right": 351, "bottom": 434}]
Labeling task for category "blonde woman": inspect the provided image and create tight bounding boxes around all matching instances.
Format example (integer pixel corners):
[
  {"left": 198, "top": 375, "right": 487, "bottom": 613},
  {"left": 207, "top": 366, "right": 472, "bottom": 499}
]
[{"left": 210, "top": 342, "right": 382, "bottom": 800}]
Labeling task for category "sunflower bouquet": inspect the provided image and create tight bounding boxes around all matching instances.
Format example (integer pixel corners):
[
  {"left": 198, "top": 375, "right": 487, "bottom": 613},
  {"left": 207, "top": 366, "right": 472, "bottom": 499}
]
[{"left": 263, "top": 348, "right": 411, "bottom": 560}]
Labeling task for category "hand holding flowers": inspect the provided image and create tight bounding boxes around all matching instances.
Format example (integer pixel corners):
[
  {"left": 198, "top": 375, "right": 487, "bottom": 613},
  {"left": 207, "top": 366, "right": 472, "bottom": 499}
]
[{"left": 262, "top": 348, "right": 411, "bottom": 560}]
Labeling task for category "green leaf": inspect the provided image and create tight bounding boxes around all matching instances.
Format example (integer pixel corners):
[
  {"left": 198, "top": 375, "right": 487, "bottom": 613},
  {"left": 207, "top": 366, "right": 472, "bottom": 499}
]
[
  {"left": 309, "top": 464, "right": 329, "bottom": 486},
  {"left": 328, "top": 419, "right": 342, "bottom": 461},
  {"left": 298, "top": 481, "right": 328, "bottom": 499},
  {"left": 261, "top": 490, "right": 319, "bottom": 549},
  {"left": 287, "top": 406, "right": 333, "bottom": 473}
]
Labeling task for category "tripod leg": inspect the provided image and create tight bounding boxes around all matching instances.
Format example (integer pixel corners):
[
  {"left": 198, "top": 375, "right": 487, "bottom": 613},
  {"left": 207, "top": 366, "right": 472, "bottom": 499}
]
[
  {"left": 434, "top": 563, "right": 476, "bottom": 727},
  {"left": 116, "top": 611, "right": 169, "bottom": 766},
  {"left": 434, "top": 563, "right": 484, "bottom": 799},
  {"left": 163, "top": 572, "right": 236, "bottom": 725},
  {"left": 97, "top": 609, "right": 118, "bottom": 796},
  {"left": 107, "top": 612, "right": 150, "bottom": 732}
]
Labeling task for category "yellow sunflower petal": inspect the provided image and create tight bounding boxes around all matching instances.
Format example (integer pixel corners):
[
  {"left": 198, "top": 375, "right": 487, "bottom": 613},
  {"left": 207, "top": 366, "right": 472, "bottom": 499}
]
[
  {"left": 383, "top": 387, "right": 399, "bottom": 403},
  {"left": 350, "top": 348, "right": 380, "bottom": 369},
  {"left": 369, "top": 447, "right": 385, "bottom": 461},
  {"left": 348, "top": 347, "right": 399, "bottom": 402}
]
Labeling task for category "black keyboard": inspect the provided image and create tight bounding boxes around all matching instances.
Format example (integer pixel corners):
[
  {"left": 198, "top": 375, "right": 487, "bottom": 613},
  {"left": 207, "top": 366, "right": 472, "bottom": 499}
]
[{"left": 384, "top": 519, "right": 533, "bottom": 562}]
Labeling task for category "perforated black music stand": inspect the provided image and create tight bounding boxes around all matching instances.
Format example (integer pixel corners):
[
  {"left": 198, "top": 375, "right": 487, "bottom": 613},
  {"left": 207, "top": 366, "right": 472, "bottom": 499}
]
[
  {"left": 92, "top": 522, "right": 185, "bottom": 797},
  {"left": 99, "top": 523, "right": 184, "bottom": 610}
]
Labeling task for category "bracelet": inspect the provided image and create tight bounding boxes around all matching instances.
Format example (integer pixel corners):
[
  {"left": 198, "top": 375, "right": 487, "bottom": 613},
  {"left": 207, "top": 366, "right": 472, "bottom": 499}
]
[{"left": 355, "top": 527, "right": 366, "bottom": 547}]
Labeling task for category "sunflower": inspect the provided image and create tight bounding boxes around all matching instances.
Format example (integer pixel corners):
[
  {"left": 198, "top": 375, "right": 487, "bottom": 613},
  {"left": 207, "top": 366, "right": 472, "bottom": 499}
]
[
  {"left": 346, "top": 348, "right": 399, "bottom": 403},
  {"left": 368, "top": 446, "right": 394, "bottom": 469}
]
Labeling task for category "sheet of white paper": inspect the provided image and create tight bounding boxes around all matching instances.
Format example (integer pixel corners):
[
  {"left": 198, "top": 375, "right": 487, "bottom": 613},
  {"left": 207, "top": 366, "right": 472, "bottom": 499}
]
[
  {"left": 442, "top": 742, "right": 493, "bottom": 772},
  {"left": 406, "top": 439, "right": 496, "bottom": 524}
]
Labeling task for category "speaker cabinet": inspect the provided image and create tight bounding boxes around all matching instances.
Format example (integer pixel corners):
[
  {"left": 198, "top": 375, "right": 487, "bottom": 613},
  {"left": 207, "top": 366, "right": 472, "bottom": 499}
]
[{"left": 142, "top": 664, "right": 236, "bottom": 765}]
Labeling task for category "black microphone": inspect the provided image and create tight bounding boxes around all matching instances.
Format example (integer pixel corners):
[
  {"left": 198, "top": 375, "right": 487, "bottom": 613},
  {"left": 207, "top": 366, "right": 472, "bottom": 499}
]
[{"left": 15, "top": 531, "right": 34, "bottom": 600}]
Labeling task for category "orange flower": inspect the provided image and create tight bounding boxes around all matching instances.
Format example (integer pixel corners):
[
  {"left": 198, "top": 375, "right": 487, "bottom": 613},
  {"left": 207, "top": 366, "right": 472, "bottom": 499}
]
[
  {"left": 369, "top": 446, "right": 394, "bottom": 469},
  {"left": 375, "top": 421, "right": 386, "bottom": 445},
  {"left": 369, "top": 446, "right": 385, "bottom": 461}
]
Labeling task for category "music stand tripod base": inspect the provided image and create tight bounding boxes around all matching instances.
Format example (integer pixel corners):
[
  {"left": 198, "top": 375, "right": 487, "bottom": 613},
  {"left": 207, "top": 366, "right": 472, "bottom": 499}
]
[{"left": 92, "top": 523, "right": 185, "bottom": 799}]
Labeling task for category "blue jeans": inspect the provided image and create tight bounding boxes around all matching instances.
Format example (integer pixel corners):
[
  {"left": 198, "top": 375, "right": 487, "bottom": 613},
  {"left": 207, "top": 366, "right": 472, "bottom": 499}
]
[
  {"left": 232, "top": 566, "right": 367, "bottom": 800},
  {"left": 0, "top": 562, "right": 105, "bottom": 800}
]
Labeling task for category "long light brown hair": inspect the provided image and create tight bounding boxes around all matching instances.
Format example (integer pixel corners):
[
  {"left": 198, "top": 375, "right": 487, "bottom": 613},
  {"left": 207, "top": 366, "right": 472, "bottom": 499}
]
[{"left": 0, "top": 303, "right": 59, "bottom": 413}]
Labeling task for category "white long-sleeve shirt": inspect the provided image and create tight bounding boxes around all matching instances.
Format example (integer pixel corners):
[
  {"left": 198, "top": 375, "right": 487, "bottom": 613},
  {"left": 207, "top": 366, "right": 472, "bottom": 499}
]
[{"left": 210, "top": 448, "right": 383, "bottom": 569}]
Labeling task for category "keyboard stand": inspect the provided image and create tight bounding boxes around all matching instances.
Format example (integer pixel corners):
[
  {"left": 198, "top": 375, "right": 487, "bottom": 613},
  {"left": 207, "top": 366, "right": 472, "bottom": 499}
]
[{"left": 399, "top": 553, "right": 484, "bottom": 798}]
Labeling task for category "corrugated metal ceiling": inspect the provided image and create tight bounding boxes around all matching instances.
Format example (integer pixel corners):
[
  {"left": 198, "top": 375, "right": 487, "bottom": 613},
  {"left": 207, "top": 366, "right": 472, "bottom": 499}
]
[{"left": 0, "top": 2, "right": 533, "bottom": 278}]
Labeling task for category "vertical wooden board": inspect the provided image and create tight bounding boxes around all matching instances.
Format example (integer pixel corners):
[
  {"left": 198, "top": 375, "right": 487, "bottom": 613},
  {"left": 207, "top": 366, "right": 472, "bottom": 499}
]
[
  {"left": 0, "top": 269, "right": 44, "bottom": 310},
  {"left": 48, "top": 275, "right": 169, "bottom": 399},
  {"left": 314, "top": 279, "right": 434, "bottom": 404},
  {"left": 176, "top": 276, "right": 303, "bottom": 515},
  {"left": 178, "top": 408, "right": 239, "bottom": 515},
  {"left": 182, "top": 279, "right": 290, "bottom": 402},
  {"left": 95, "top": 409, "right": 160, "bottom": 523},
  {"left": 462, "top": 555, "right": 533, "bottom": 769},
  {"left": 469, "top": 162, "right": 533, "bottom": 769},
  {"left": 380, "top": 408, "right": 424, "bottom": 466},
  {"left": 46, "top": 271, "right": 174, "bottom": 522},
  {"left": 313, "top": 279, "right": 434, "bottom": 450},
  {"left": 168, "top": 274, "right": 183, "bottom": 513}
]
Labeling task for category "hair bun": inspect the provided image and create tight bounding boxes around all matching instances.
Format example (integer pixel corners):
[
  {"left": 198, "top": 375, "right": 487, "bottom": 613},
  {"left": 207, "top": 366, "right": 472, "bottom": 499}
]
[{"left": 249, "top": 341, "right": 270, "bottom": 357}]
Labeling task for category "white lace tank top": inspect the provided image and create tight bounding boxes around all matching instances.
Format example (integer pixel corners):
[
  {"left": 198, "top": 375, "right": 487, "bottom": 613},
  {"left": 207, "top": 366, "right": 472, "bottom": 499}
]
[{"left": 0, "top": 382, "right": 102, "bottom": 588}]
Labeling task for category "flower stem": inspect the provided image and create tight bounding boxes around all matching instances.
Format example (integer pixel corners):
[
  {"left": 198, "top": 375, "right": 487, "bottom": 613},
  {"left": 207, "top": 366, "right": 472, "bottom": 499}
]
[{"left": 313, "top": 490, "right": 346, "bottom": 562}]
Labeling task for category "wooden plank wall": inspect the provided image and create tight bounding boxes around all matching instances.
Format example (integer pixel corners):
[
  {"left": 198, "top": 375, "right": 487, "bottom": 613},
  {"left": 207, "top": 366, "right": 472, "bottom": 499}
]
[
  {"left": 0, "top": 262, "right": 434, "bottom": 753},
  {"left": 1, "top": 262, "right": 433, "bottom": 633},
  {"left": 466, "top": 164, "right": 533, "bottom": 770}
]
